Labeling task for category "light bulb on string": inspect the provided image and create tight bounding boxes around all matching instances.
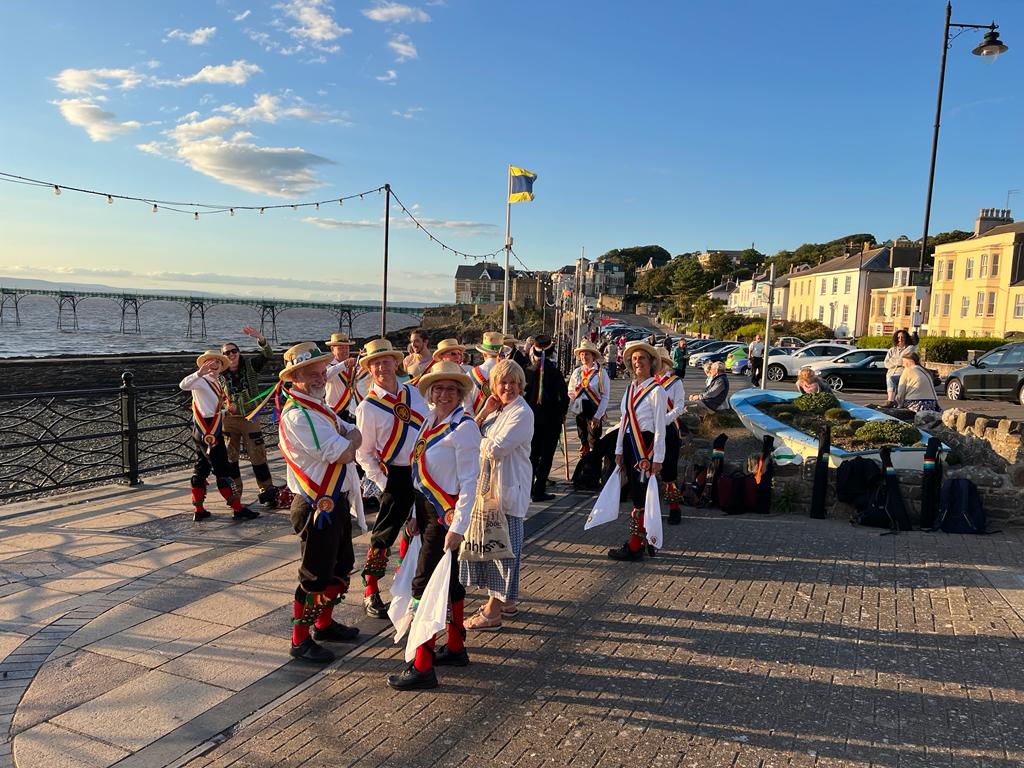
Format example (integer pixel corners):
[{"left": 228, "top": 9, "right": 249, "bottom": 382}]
[
  {"left": 152, "top": 204, "right": 158, "bottom": 213},
  {"left": 315, "top": 202, "right": 319, "bottom": 210},
  {"left": 338, "top": 198, "right": 343, "bottom": 206},
  {"left": 106, "top": 195, "right": 113, "bottom": 205},
  {"left": 194, "top": 211, "right": 199, "bottom": 221},
  {"left": 229, "top": 208, "right": 235, "bottom": 216},
  {"left": 53, "top": 185, "right": 61, "bottom": 196},
  {"left": 291, "top": 205, "right": 297, "bottom": 210},
  {"left": 259, "top": 207, "right": 265, "bottom": 214}
]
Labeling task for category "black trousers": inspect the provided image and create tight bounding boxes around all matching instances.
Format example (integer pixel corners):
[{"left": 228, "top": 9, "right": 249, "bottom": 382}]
[
  {"left": 574, "top": 399, "right": 602, "bottom": 452},
  {"left": 364, "top": 465, "right": 415, "bottom": 578},
  {"left": 660, "top": 424, "right": 680, "bottom": 483},
  {"left": 410, "top": 492, "right": 466, "bottom": 603},
  {"left": 190, "top": 431, "right": 235, "bottom": 491},
  {"left": 749, "top": 356, "right": 764, "bottom": 382},
  {"left": 622, "top": 430, "right": 655, "bottom": 508},
  {"left": 530, "top": 419, "right": 562, "bottom": 498},
  {"left": 291, "top": 492, "right": 354, "bottom": 594}
]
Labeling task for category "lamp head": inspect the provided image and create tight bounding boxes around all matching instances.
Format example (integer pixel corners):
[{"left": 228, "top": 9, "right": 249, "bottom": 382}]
[{"left": 973, "top": 27, "right": 1008, "bottom": 58}]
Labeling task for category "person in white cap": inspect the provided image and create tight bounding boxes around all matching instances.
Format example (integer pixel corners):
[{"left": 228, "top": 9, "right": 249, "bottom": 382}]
[
  {"left": 355, "top": 338, "right": 427, "bottom": 619},
  {"left": 567, "top": 339, "right": 610, "bottom": 456},
  {"left": 324, "top": 332, "right": 359, "bottom": 423},
  {"left": 277, "top": 342, "right": 363, "bottom": 663},
  {"left": 179, "top": 351, "right": 258, "bottom": 522},
  {"left": 387, "top": 361, "right": 481, "bottom": 691}
]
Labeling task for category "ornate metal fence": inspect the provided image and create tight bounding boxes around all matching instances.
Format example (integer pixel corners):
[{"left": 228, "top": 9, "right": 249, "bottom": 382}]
[{"left": 0, "top": 372, "right": 279, "bottom": 502}]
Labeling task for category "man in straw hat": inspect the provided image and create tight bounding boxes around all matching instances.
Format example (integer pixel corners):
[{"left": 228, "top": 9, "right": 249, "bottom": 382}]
[
  {"left": 656, "top": 347, "right": 686, "bottom": 525},
  {"left": 278, "top": 342, "right": 364, "bottom": 663},
  {"left": 179, "top": 351, "right": 259, "bottom": 522},
  {"left": 219, "top": 326, "right": 280, "bottom": 510},
  {"left": 325, "top": 332, "right": 359, "bottom": 423},
  {"left": 355, "top": 338, "right": 427, "bottom": 618},
  {"left": 404, "top": 329, "right": 432, "bottom": 379},
  {"left": 567, "top": 339, "right": 611, "bottom": 457},
  {"left": 468, "top": 331, "right": 505, "bottom": 415},
  {"left": 524, "top": 334, "right": 569, "bottom": 502}
]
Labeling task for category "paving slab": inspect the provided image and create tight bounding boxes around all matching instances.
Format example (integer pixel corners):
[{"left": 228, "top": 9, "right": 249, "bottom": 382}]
[
  {"left": 12, "top": 722, "right": 130, "bottom": 768},
  {"left": 85, "top": 612, "right": 232, "bottom": 668},
  {"left": 60, "top": 603, "right": 162, "bottom": 650},
  {"left": 171, "top": 583, "right": 291, "bottom": 627},
  {"left": 158, "top": 628, "right": 288, "bottom": 691}
]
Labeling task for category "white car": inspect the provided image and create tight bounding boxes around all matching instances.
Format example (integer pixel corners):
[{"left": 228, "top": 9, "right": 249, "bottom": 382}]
[
  {"left": 807, "top": 348, "right": 888, "bottom": 372},
  {"left": 764, "top": 343, "right": 859, "bottom": 382}
]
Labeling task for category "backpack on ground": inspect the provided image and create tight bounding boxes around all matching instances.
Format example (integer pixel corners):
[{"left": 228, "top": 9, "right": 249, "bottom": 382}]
[
  {"left": 717, "top": 469, "right": 757, "bottom": 515},
  {"left": 934, "top": 478, "right": 987, "bottom": 534},
  {"left": 836, "top": 456, "right": 882, "bottom": 511}
]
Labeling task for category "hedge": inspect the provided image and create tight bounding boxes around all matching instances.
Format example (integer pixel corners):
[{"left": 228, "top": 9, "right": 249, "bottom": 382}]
[{"left": 856, "top": 335, "right": 1008, "bottom": 363}]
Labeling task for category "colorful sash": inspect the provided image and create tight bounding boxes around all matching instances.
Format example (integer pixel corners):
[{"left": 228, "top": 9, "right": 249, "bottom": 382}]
[
  {"left": 577, "top": 365, "right": 602, "bottom": 406},
  {"left": 624, "top": 379, "right": 660, "bottom": 481},
  {"left": 408, "top": 358, "right": 438, "bottom": 387},
  {"left": 534, "top": 351, "right": 546, "bottom": 405},
  {"left": 412, "top": 407, "right": 472, "bottom": 528},
  {"left": 365, "top": 384, "right": 425, "bottom": 467},
  {"left": 330, "top": 363, "right": 357, "bottom": 415},
  {"left": 470, "top": 365, "right": 490, "bottom": 414},
  {"left": 278, "top": 391, "right": 348, "bottom": 529},
  {"left": 657, "top": 372, "right": 681, "bottom": 409},
  {"left": 192, "top": 378, "right": 225, "bottom": 447}
]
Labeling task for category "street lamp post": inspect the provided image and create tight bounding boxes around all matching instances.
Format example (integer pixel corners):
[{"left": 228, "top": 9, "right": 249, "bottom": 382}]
[{"left": 919, "top": 1, "right": 1008, "bottom": 273}]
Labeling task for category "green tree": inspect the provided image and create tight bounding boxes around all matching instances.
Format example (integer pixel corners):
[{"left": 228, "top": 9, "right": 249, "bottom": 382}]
[
  {"left": 670, "top": 256, "right": 712, "bottom": 313},
  {"left": 691, "top": 296, "right": 724, "bottom": 326},
  {"left": 597, "top": 245, "right": 671, "bottom": 285},
  {"left": 634, "top": 264, "right": 673, "bottom": 299},
  {"left": 704, "top": 252, "right": 733, "bottom": 282}
]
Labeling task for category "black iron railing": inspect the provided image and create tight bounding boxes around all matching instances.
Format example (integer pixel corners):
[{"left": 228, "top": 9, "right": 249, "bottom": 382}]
[{"left": 0, "top": 372, "right": 279, "bottom": 502}]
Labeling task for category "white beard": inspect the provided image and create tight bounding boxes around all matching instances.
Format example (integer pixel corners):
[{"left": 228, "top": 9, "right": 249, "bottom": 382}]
[{"left": 307, "top": 384, "right": 327, "bottom": 400}]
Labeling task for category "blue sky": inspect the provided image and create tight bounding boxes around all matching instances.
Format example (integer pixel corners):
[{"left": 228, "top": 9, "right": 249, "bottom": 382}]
[{"left": 1, "top": 0, "right": 1022, "bottom": 302}]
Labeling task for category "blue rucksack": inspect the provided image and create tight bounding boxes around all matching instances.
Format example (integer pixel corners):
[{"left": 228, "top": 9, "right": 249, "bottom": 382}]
[{"left": 935, "top": 479, "right": 987, "bottom": 534}]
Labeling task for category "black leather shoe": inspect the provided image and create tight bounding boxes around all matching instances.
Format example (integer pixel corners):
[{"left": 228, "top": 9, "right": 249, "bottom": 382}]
[
  {"left": 668, "top": 507, "right": 682, "bottom": 525},
  {"left": 434, "top": 644, "right": 470, "bottom": 667},
  {"left": 607, "top": 543, "right": 644, "bottom": 561},
  {"left": 311, "top": 622, "right": 360, "bottom": 643},
  {"left": 232, "top": 507, "right": 260, "bottom": 521},
  {"left": 257, "top": 486, "right": 279, "bottom": 508},
  {"left": 193, "top": 508, "right": 211, "bottom": 522},
  {"left": 289, "top": 637, "right": 335, "bottom": 664},
  {"left": 363, "top": 592, "right": 390, "bottom": 619},
  {"left": 646, "top": 544, "right": 658, "bottom": 558},
  {"left": 531, "top": 493, "right": 555, "bottom": 502},
  {"left": 387, "top": 663, "right": 438, "bottom": 691}
]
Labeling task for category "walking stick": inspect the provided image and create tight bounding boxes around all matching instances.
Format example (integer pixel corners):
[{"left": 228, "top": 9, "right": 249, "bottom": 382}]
[{"left": 562, "top": 423, "right": 571, "bottom": 481}]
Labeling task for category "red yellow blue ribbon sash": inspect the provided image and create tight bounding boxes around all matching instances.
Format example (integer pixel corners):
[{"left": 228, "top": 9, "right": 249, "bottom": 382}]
[
  {"left": 408, "top": 358, "right": 438, "bottom": 387},
  {"left": 470, "top": 365, "right": 489, "bottom": 415},
  {"left": 365, "top": 384, "right": 425, "bottom": 467},
  {"left": 657, "top": 372, "right": 680, "bottom": 409},
  {"left": 412, "top": 407, "right": 471, "bottom": 528},
  {"left": 535, "top": 350, "right": 546, "bottom": 405},
  {"left": 577, "top": 365, "right": 601, "bottom": 405},
  {"left": 278, "top": 391, "right": 348, "bottom": 529},
  {"left": 625, "top": 379, "right": 659, "bottom": 481},
  {"left": 192, "top": 378, "right": 225, "bottom": 447},
  {"left": 331, "top": 363, "right": 357, "bottom": 415}
]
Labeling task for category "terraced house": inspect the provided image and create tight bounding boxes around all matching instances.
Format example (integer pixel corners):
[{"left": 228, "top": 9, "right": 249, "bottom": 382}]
[{"left": 928, "top": 208, "right": 1024, "bottom": 338}]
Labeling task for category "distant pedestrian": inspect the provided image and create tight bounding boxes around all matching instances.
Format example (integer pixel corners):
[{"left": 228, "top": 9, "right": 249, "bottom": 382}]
[
  {"left": 748, "top": 334, "right": 765, "bottom": 385},
  {"left": 795, "top": 367, "right": 832, "bottom": 395},
  {"left": 884, "top": 330, "right": 916, "bottom": 405},
  {"left": 671, "top": 337, "right": 688, "bottom": 379}
]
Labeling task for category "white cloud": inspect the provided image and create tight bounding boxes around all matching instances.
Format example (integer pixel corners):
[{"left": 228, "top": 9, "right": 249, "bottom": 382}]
[
  {"left": 304, "top": 215, "right": 495, "bottom": 236},
  {"left": 277, "top": 0, "right": 351, "bottom": 45},
  {"left": 234, "top": 9, "right": 251, "bottom": 21},
  {"left": 388, "top": 33, "right": 418, "bottom": 62},
  {"left": 391, "top": 106, "right": 423, "bottom": 119},
  {"left": 178, "top": 59, "right": 262, "bottom": 85},
  {"left": 168, "top": 115, "right": 238, "bottom": 142},
  {"left": 216, "top": 92, "right": 347, "bottom": 124},
  {"left": 53, "top": 67, "right": 145, "bottom": 94},
  {"left": 376, "top": 69, "right": 398, "bottom": 85},
  {"left": 52, "top": 99, "right": 141, "bottom": 141},
  {"left": 362, "top": 3, "right": 430, "bottom": 23},
  {"left": 303, "top": 217, "right": 381, "bottom": 230},
  {"left": 136, "top": 141, "right": 167, "bottom": 156},
  {"left": 165, "top": 26, "right": 217, "bottom": 45}
]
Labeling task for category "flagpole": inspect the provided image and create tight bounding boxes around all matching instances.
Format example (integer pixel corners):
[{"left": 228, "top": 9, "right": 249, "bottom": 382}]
[
  {"left": 502, "top": 166, "right": 512, "bottom": 335},
  {"left": 381, "top": 183, "right": 391, "bottom": 338}
]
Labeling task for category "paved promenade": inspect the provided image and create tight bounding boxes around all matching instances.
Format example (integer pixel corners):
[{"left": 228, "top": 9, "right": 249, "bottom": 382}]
[{"left": 3, "top": 379, "right": 1024, "bottom": 767}]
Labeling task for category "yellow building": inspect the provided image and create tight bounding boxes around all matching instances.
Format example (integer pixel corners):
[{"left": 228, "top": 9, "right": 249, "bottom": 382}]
[{"left": 927, "top": 209, "right": 1024, "bottom": 338}]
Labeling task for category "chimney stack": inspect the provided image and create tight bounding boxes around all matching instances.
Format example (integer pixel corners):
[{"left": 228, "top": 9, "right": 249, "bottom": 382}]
[
  {"left": 862, "top": 241, "right": 870, "bottom": 254},
  {"left": 975, "top": 207, "right": 1014, "bottom": 236}
]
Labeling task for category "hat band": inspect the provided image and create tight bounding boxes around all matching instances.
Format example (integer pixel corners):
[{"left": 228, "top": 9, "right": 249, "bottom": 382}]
[{"left": 480, "top": 343, "right": 502, "bottom": 352}]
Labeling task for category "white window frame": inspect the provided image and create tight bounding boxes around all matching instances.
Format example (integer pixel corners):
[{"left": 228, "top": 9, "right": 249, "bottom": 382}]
[
  {"left": 961, "top": 296, "right": 969, "bottom": 318},
  {"left": 976, "top": 291, "right": 984, "bottom": 317},
  {"left": 966, "top": 257, "right": 974, "bottom": 279},
  {"left": 992, "top": 253, "right": 1000, "bottom": 277},
  {"left": 987, "top": 291, "right": 996, "bottom": 317}
]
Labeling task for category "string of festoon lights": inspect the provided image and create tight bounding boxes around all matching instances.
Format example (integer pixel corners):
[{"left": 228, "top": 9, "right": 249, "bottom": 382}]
[{"left": 0, "top": 170, "right": 524, "bottom": 265}]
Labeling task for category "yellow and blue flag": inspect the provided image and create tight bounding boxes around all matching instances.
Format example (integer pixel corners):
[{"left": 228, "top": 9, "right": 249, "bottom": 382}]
[{"left": 508, "top": 166, "right": 537, "bottom": 203}]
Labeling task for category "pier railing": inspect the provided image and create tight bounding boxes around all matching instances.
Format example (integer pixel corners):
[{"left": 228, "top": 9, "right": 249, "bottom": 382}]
[{"left": 0, "top": 372, "right": 279, "bottom": 502}]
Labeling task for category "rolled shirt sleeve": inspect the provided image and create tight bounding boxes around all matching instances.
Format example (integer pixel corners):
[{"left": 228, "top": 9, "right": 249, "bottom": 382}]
[{"left": 595, "top": 370, "right": 611, "bottom": 421}]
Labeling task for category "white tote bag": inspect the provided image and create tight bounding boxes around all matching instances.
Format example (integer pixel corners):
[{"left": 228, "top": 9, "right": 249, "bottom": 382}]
[
  {"left": 584, "top": 467, "right": 622, "bottom": 530},
  {"left": 404, "top": 551, "right": 452, "bottom": 662},
  {"left": 644, "top": 475, "right": 664, "bottom": 549},
  {"left": 387, "top": 534, "right": 422, "bottom": 643}
]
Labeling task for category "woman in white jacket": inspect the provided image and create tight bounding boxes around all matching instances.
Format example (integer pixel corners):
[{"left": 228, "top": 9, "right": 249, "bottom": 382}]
[{"left": 460, "top": 358, "right": 534, "bottom": 631}]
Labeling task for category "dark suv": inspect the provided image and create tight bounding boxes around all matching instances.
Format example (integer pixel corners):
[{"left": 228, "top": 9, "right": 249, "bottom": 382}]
[{"left": 944, "top": 343, "right": 1024, "bottom": 406}]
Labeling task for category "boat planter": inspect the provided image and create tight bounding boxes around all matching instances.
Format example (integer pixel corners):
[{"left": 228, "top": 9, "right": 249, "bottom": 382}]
[{"left": 729, "top": 389, "right": 947, "bottom": 471}]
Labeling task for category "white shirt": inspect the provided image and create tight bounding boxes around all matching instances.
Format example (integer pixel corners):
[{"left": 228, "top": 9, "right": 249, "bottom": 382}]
[
  {"left": 568, "top": 364, "right": 611, "bottom": 420},
  {"left": 479, "top": 396, "right": 534, "bottom": 518},
  {"left": 355, "top": 381, "right": 428, "bottom": 492},
  {"left": 325, "top": 359, "right": 357, "bottom": 414},
  {"left": 279, "top": 391, "right": 354, "bottom": 492},
  {"left": 658, "top": 374, "right": 687, "bottom": 424},
  {"left": 749, "top": 340, "right": 765, "bottom": 357},
  {"left": 414, "top": 406, "right": 482, "bottom": 536},
  {"left": 614, "top": 377, "right": 667, "bottom": 463},
  {"left": 179, "top": 371, "right": 224, "bottom": 418}
]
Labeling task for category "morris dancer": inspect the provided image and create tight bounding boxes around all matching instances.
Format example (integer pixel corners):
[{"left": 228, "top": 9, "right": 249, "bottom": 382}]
[
  {"left": 657, "top": 348, "right": 686, "bottom": 526},
  {"left": 325, "top": 332, "right": 359, "bottom": 423},
  {"left": 567, "top": 339, "right": 610, "bottom": 457},
  {"left": 179, "top": 351, "right": 259, "bottom": 522},
  {"left": 610, "top": 341, "right": 666, "bottom": 561},
  {"left": 468, "top": 331, "right": 504, "bottom": 415},
  {"left": 277, "top": 343, "right": 363, "bottom": 663},
  {"left": 429, "top": 338, "right": 474, "bottom": 408},
  {"left": 355, "top": 339, "right": 427, "bottom": 618},
  {"left": 387, "top": 362, "right": 480, "bottom": 690}
]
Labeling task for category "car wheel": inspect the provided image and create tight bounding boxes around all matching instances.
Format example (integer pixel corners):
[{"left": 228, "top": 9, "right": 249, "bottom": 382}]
[
  {"left": 1018, "top": 383, "right": 1024, "bottom": 408},
  {"left": 766, "top": 364, "right": 786, "bottom": 383},
  {"left": 946, "top": 379, "right": 963, "bottom": 401},
  {"left": 826, "top": 375, "right": 844, "bottom": 392}
]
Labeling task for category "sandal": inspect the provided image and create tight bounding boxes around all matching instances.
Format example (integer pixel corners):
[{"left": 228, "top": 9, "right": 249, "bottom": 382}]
[
  {"left": 465, "top": 609, "right": 502, "bottom": 631},
  {"left": 500, "top": 605, "right": 519, "bottom": 617}
]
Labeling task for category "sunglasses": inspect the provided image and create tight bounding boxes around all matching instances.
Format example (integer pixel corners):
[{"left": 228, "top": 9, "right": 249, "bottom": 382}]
[{"left": 224, "top": 349, "right": 240, "bottom": 355}]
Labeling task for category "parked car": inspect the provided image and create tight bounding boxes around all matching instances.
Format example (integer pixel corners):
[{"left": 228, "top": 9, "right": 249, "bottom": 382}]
[
  {"left": 815, "top": 354, "right": 940, "bottom": 392},
  {"left": 692, "top": 343, "right": 744, "bottom": 369},
  {"left": 728, "top": 346, "right": 787, "bottom": 375},
  {"left": 807, "top": 348, "right": 888, "bottom": 372},
  {"left": 689, "top": 341, "right": 739, "bottom": 366},
  {"left": 775, "top": 336, "right": 805, "bottom": 349},
  {"left": 944, "top": 343, "right": 1024, "bottom": 406},
  {"left": 807, "top": 338, "right": 856, "bottom": 346},
  {"left": 684, "top": 339, "right": 719, "bottom": 353},
  {"left": 764, "top": 343, "right": 858, "bottom": 382}
]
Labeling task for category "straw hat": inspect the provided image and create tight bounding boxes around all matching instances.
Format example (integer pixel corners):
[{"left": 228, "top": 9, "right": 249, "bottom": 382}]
[
  {"left": 278, "top": 342, "right": 331, "bottom": 381},
  {"left": 358, "top": 338, "right": 405, "bottom": 370},
  {"left": 623, "top": 341, "right": 664, "bottom": 374},
  {"left": 196, "top": 350, "right": 230, "bottom": 369},
  {"left": 325, "top": 332, "right": 352, "bottom": 347},
  {"left": 503, "top": 335, "right": 520, "bottom": 346},
  {"left": 573, "top": 339, "right": 601, "bottom": 358},
  {"left": 477, "top": 331, "right": 506, "bottom": 356},
  {"left": 416, "top": 360, "right": 473, "bottom": 399},
  {"left": 432, "top": 338, "right": 466, "bottom": 360},
  {"left": 658, "top": 347, "right": 673, "bottom": 367}
]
